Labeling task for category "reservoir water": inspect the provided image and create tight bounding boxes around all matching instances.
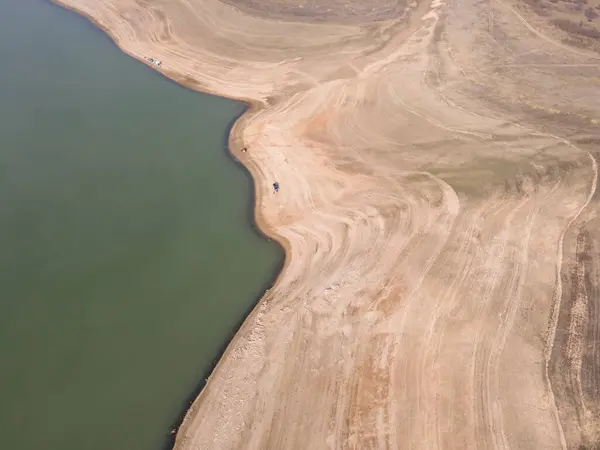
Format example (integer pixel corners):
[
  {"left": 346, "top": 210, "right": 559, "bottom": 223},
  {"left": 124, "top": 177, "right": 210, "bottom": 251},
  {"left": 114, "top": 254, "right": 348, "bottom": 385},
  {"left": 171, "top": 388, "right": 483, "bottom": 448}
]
[{"left": 0, "top": 1, "right": 281, "bottom": 449}]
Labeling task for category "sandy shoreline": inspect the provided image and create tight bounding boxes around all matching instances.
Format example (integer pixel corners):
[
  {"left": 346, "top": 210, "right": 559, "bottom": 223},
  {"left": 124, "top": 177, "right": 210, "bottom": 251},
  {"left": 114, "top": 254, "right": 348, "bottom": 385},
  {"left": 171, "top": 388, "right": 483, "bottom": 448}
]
[
  {"left": 51, "top": 0, "right": 296, "bottom": 435},
  {"left": 48, "top": 0, "right": 296, "bottom": 444},
  {"left": 50, "top": 0, "right": 600, "bottom": 448}
]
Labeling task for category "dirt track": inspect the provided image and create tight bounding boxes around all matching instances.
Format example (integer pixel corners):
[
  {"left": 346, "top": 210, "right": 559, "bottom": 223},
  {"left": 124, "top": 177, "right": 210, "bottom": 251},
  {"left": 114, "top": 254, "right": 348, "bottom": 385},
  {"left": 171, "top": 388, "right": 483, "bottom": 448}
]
[{"left": 53, "top": 0, "right": 600, "bottom": 448}]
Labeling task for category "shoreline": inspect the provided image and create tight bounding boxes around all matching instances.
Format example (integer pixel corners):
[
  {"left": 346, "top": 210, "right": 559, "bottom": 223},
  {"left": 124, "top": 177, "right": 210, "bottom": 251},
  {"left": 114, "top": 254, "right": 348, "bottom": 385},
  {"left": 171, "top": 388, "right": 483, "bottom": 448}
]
[
  {"left": 45, "top": 1, "right": 293, "bottom": 252},
  {"left": 47, "top": 1, "right": 293, "bottom": 448},
  {"left": 162, "top": 105, "right": 288, "bottom": 450},
  {"left": 44, "top": 0, "right": 600, "bottom": 448}
]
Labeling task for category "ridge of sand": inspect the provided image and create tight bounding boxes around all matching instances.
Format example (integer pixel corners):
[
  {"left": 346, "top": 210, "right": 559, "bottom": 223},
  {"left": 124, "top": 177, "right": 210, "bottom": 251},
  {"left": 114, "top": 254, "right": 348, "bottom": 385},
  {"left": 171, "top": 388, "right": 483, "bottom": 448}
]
[{"left": 52, "top": 0, "right": 600, "bottom": 448}]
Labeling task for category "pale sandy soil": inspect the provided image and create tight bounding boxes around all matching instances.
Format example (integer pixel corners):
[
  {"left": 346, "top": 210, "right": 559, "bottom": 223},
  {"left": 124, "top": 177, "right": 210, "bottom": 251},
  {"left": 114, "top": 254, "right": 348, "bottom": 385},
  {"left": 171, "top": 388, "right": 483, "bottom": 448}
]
[{"left": 53, "top": 0, "right": 600, "bottom": 448}]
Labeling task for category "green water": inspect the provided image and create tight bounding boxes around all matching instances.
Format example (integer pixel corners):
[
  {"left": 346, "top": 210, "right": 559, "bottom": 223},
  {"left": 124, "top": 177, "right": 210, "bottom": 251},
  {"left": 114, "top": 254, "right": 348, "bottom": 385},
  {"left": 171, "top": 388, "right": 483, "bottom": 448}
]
[{"left": 0, "top": 1, "right": 281, "bottom": 449}]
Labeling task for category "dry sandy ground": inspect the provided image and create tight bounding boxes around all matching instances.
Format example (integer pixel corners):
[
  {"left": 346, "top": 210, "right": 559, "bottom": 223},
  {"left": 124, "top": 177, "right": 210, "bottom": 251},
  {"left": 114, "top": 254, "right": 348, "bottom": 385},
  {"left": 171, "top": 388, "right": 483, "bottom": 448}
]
[{"left": 53, "top": 0, "right": 600, "bottom": 448}]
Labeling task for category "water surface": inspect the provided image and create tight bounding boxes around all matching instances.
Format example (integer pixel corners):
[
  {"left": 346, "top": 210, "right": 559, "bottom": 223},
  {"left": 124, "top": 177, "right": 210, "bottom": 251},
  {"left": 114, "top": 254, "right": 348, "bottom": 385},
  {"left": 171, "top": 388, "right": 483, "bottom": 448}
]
[{"left": 0, "top": 1, "right": 281, "bottom": 449}]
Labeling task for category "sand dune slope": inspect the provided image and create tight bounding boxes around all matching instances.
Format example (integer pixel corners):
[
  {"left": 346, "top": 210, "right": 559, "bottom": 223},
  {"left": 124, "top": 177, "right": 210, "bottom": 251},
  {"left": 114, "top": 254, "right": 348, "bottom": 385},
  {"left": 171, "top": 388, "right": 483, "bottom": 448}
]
[{"left": 54, "top": 0, "right": 600, "bottom": 448}]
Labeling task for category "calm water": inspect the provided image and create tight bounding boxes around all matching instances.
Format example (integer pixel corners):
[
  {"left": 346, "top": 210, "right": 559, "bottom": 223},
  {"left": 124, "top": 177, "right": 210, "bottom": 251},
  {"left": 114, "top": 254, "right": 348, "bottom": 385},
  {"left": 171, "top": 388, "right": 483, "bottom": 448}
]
[{"left": 0, "top": 1, "right": 281, "bottom": 449}]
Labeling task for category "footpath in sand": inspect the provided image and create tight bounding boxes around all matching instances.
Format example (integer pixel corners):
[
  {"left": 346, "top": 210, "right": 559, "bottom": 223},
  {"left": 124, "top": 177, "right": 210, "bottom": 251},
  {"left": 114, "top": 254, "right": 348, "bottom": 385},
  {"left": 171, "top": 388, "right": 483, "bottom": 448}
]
[{"left": 55, "top": 0, "right": 600, "bottom": 448}]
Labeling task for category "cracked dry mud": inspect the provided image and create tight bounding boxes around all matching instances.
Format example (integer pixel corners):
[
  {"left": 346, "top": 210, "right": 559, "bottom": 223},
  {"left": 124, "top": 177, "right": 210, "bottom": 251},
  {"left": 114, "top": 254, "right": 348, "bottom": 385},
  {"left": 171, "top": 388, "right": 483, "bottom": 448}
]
[{"left": 53, "top": 0, "right": 600, "bottom": 448}]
